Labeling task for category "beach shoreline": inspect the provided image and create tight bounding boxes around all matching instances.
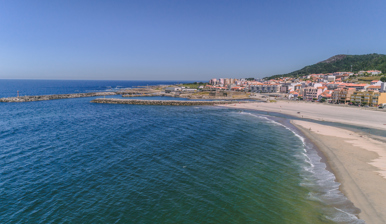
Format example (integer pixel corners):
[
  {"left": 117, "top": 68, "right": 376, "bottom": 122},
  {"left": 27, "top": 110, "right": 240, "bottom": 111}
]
[
  {"left": 292, "top": 120, "right": 386, "bottom": 224},
  {"left": 222, "top": 102, "right": 386, "bottom": 223},
  {"left": 219, "top": 101, "right": 386, "bottom": 131}
]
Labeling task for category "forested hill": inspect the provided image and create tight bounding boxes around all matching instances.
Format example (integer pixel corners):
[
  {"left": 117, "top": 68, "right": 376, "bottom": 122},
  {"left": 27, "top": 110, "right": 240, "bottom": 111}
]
[{"left": 265, "top": 53, "right": 386, "bottom": 79}]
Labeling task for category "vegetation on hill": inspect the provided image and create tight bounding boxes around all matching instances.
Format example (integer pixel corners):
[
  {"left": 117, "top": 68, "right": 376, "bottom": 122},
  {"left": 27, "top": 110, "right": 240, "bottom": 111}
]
[{"left": 265, "top": 53, "right": 386, "bottom": 79}]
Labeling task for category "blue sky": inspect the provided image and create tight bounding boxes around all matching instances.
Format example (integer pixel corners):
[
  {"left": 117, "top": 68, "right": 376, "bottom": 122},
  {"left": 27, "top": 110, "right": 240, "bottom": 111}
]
[{"left": 1, "top": 0, "right": 385, "bottom": 80}]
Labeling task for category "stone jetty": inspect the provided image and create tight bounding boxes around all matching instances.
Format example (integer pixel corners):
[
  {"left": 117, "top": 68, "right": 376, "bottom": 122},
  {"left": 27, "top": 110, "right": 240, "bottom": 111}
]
[
  {"left": 0, "top": 92, "right": 118, "bottom": 103},
  {"left": 91, "top": 98, "right": 250, "bottom": 106}
]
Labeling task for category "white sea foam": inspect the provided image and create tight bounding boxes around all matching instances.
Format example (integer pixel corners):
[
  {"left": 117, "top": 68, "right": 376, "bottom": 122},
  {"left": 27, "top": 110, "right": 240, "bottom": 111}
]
[
  {"left": 239, "top": 112, "right": 306, "bottom": 148},
  {"left": 302, "top": 152, "right": 314, "bottom": 167},
  {"left": 323, "top": 207, "right": 364, "bottom": 223},
  {"left": 238, "top": 111, "right": 364, "bottom": 223}
]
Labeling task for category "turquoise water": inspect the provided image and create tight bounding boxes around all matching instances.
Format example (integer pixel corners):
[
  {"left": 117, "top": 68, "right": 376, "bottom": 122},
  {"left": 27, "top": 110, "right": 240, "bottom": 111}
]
[{"left": 0, "top": 80, "right": 364, "bottom": 223}]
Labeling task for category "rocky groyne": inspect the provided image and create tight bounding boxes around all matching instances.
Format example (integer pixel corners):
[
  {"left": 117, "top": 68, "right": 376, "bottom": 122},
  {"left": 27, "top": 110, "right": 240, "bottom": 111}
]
[
  {"left": 91, "top": 98, "right": 250, "bottom": 106},
  {"left": 122, "top": 94, "right": 161, "bottom": 97},
  {"left": 0, "top": 92, "right": 118, "bottom": 102}
]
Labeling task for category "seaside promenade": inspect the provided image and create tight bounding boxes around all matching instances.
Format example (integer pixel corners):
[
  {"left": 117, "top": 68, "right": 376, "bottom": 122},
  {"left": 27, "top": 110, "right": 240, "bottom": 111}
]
[{"left": 222, "top": 101, "right": 386, "bottom": 223}]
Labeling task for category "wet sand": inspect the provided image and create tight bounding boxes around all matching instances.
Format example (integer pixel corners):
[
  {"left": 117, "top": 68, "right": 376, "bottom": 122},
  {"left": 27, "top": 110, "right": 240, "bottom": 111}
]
[{"left": 293, "top": 121, "right": 386, "bottom": 223}]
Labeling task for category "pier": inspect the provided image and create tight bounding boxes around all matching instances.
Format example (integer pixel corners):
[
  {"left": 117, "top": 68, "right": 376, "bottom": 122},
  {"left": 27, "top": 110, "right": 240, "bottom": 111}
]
[
  {"left": 0, "top": 92, "right": 118, "bottom": 102},
  {"left": 91, "top": 98, "right": 250, "bottom": 106}
]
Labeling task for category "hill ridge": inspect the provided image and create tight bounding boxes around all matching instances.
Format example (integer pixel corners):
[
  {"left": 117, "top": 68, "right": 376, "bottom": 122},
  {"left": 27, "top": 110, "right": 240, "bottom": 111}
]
[{"left": 265, "top": 53, "right": 386, "bottom": 79}]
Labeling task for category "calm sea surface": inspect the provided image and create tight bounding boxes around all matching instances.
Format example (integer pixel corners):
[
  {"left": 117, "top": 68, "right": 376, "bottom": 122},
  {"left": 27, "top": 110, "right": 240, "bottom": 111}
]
[{"left": 0, "top": 80, "right": 364, "bottom": 223}]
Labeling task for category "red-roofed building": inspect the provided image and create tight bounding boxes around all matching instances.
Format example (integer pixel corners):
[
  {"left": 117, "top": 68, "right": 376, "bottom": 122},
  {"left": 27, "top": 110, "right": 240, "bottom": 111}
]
[
  {"left": 367, "top": 85, "right": 381, "bottom": 92},
  {"left": 344, "top": 83, "right": 369, "bottom": 91},
  {"left": 303, "top": 86, "right": 325, "bottom": 101},
  {"left": 370, "top": 80, "right": 382, "bottom": 86},
  {"left": 231, "top": 86, "right": 245, "bottom": 91},
  {"left": 288, "top": 91, "right": 299, "bottom": 100},
  {"left": 366, "top": 70, "right": 382, "bottom": 75},
  {"left": 318, "top": 90, "right": 333, "bottom": 102},
  {"left": 331, "top": 88, "right": 356, "bottom": 104}
]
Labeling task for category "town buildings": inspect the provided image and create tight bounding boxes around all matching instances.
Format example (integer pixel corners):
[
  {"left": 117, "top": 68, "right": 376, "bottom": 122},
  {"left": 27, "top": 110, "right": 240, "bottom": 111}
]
[
  {"left": 303, "top": 87, "right": 325, "bottom": 101},
  {"left": 331, "top": 88, "right": 356, "bottom": 104},
  {"left": 350, "top": 92, "right": 386, "bottom": 107},
  {"left": 207, "top": 69, "right": 384, "bottom": 106},
  {"left": 250, "top": 84, "right": 280, "bottom": 93}
]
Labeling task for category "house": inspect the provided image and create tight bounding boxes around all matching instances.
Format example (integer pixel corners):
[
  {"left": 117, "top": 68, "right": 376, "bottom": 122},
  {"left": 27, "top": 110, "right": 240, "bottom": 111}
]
[
  {"left": 231, "top": 86, "right": 245, "bottom": 91},
  {"left": 333, "top": 72, "right": 353, "bottom": 76},
  {"left": 182, "top": 88, "right": 197, "bottom": 92},
  {"left": 367, "top": 85, "right": 381, "bottom": 92},
  {"left": 327, "top": 83, "right": 341, "bottom": 90},
  {"left": 366, "top": 70, "right": 382, "bottom": 75},
  {"left": 165, "top": 87, "right": 182, "bottom": 93},
  {"left": 288, "top": 91, "right": 299, "bottom": 100},
  {"left": 327, "top": 76, "right": 336, "bottom": 82},
  {"left": 313, "top": 83, "right": 323, "bottom": 88},
  {"left": 288, "top": 84, "right": 302, "bottom": 92},
  {"left": 318, "top": 90, "right": 332, "bottom": 102},
  {"left": 370, "top": 80, "right": 382, "bottom": 86}
]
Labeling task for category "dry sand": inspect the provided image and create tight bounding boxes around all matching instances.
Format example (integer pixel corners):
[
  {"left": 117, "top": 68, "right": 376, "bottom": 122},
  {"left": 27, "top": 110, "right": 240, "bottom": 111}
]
[
  {"left": 221, "top": 101, "right": 386, "bottom": 131},
  {"left": 292, "top": 121, "right": 386, "bottom": 223},
  {"left": 222, "top": 102, "right": 386, "bottom": 223}
]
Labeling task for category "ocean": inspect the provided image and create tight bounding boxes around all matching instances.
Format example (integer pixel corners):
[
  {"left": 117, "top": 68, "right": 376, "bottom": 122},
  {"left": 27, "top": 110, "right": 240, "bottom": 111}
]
[{"left": 0, "top": 80, "right": 364, "bottom": 223}]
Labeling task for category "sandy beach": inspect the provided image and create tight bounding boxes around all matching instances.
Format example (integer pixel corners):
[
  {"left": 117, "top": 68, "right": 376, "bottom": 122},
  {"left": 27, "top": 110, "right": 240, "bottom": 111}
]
[
  {"left": 294, "top": 121, "right": 386, "bottom": 223},
  {"left": 221, "top": 101, "right": 386, "bottom": 131},
  {"left": 223, "top": 102, "right": 386, "bottom": 223}
]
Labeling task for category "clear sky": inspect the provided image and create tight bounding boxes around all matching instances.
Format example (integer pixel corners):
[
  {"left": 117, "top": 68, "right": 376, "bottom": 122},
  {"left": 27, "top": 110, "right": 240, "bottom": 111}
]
[{"left": 1, "top": 0, "right": 386, "bottom": 80}]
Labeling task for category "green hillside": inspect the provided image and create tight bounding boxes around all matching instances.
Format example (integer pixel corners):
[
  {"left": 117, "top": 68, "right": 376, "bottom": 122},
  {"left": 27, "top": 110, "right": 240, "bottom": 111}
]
[{"left": 265, "top": 53, "right": 386, "bottom": 79}]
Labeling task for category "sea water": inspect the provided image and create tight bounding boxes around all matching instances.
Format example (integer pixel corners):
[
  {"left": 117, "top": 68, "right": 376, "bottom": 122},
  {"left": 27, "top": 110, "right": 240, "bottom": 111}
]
[{"left": 0, "top": 80, "right": 364, "bottom": 223}]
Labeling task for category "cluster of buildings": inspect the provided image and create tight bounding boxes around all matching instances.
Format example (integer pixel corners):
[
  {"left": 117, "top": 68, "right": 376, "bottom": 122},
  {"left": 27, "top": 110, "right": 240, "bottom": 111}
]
[{"left": 206, "top": 70, "right": 386, "bottom": 107}]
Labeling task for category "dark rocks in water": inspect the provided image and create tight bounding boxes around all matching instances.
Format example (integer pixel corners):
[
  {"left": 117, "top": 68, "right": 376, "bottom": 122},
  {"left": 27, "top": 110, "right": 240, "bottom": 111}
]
[
  {"left": 91, "top": 98, "right": 250, "bottom": 106},
  {"left": 0, "top": 92, "right": 118, "bottom": 103}
]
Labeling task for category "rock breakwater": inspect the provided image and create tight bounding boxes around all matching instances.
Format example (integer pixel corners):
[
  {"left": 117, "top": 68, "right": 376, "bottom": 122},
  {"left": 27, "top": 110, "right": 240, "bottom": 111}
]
[
  {"left": 91, "top": 98, "right": 250, "bottom": 106},
  {"left": 0, "top": 92, "right": 118, "bottom": 102}
]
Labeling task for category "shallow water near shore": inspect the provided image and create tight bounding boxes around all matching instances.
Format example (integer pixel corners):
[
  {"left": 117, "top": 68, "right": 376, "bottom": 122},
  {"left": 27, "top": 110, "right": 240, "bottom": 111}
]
[{"left": 0, "top": 80, "right": 364, "bottom": 223}]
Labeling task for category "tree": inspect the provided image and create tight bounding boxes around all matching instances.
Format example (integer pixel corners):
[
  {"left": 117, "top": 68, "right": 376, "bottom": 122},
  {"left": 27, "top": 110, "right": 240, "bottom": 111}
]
[{"left": 381, "top": 76, "right": 386, "bottom": 82}]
